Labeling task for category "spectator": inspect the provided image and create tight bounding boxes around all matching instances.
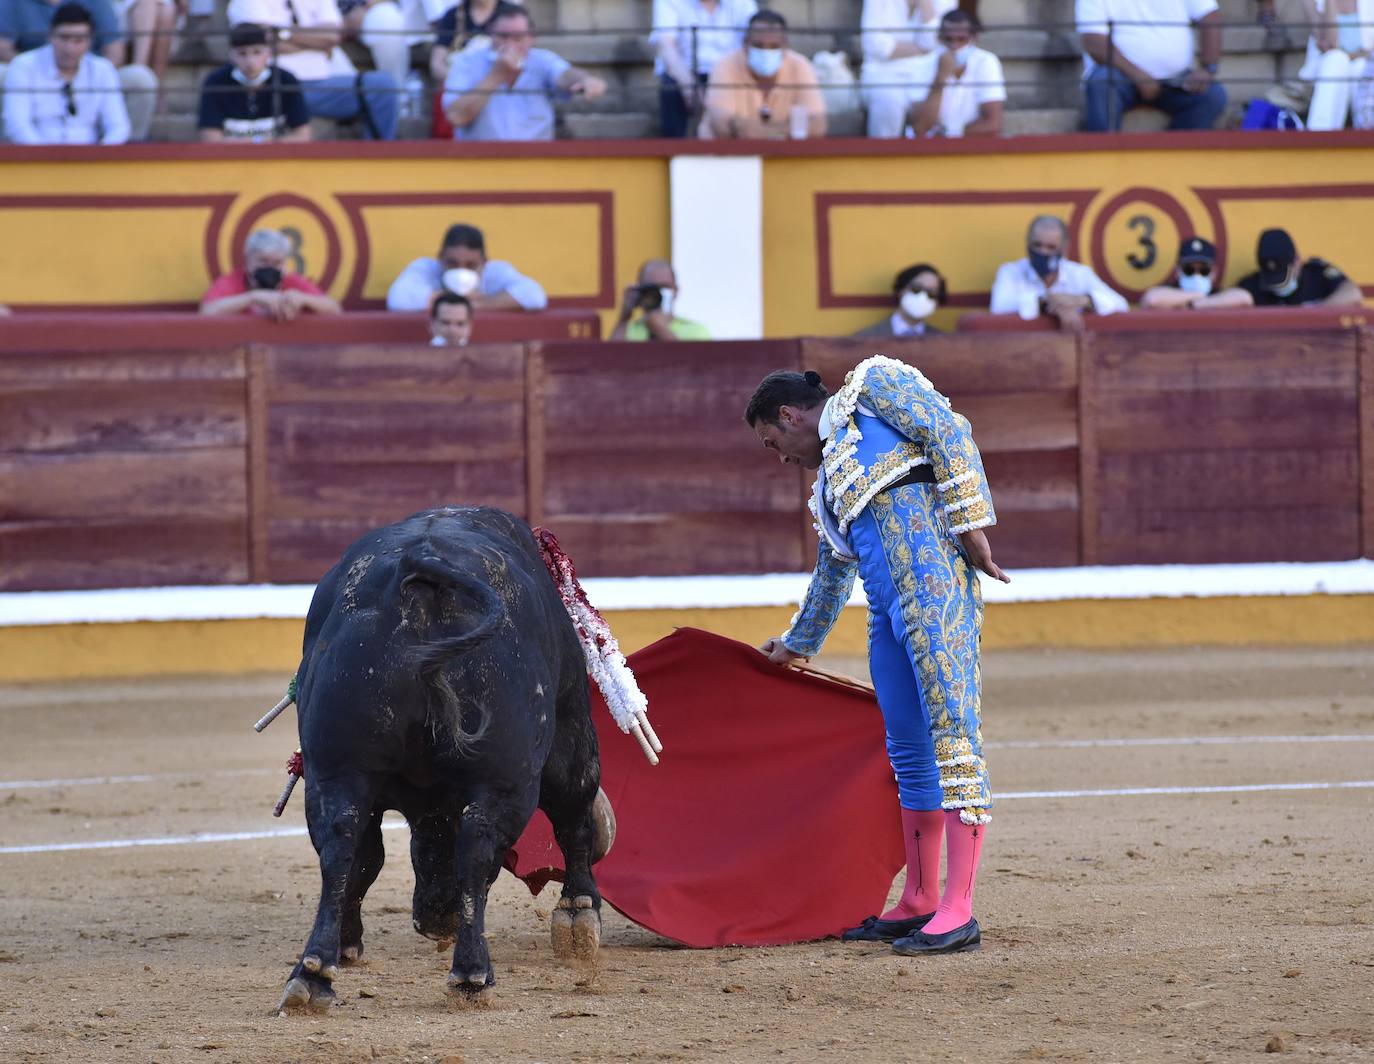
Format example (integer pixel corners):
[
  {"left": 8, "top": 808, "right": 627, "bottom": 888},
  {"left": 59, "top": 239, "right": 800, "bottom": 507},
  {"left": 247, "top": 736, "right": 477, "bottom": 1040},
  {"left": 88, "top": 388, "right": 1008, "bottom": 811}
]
[
  {"left": 1, "top": 3, "right": 128, "bottom": 142},
  {"left": 650, "top": 0, "right": 756, "bottom": 138},
  {"left": 990, "top": 215, "right": 1128, "bottom": 331},
  {"left": 120, "top": 0, "right": 175, "bottom": 91},
  {"left": 1298, "top": 0, "right": 1373, "bottom": 130},
  {"left": 1190, "top": 228, "right": 1363, "bottom": 308},
  {"left": 1357, "top": 46, "right": 1374, "bottom": 126},
  {"left": 201, "top": 229, "right": 342, "bottom": 319},
  {"left": 226, "top": 0, "right": 399, "bottom": 139},
  {"left": 610, "top": 259, "right": 711, "bottom": 341},
  {"left": 336, "top": 0, "right": 412, "bottom": 92},
  {"left": 1076, "top": 0, "right": 1226, "bottom": 132},
  {"left": 699, "top": 10, "right": 825, "bottom": 139},
  {"left": 859, "top": 0, "right": 955, "bottom": 137},
  {"left": 430, "top": 0, "right": 518, "bottom": 82},
  {"left": 909, "top": 8, "right": 1004, "bottom": 137},
  {"left": 1139, "top": 236, "right": 1218, "bottom": 309},
  {"left": 430, "top": 291, "right": 473, "bottom": 346},
  {"left": 0, "top": 0, "right": 158, "bottom": 140},
  {"left": 442, "top": 6, "right": 605, "bottom": 141},
  {"left": 853, "top": 262, "right": 947, "bottom": 336},
  {"left": 198, "top": 23, "right": 311, "bottom": 141},
  {"left": 387, "top": 222, "right": 547, "bottom": 312}
]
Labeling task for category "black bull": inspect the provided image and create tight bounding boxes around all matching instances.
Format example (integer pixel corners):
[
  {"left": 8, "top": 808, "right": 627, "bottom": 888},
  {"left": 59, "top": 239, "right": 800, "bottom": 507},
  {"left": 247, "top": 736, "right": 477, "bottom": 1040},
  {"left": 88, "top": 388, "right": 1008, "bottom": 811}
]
[{"left": 279, "top": 507, "right": 609, "bottom": 1010}]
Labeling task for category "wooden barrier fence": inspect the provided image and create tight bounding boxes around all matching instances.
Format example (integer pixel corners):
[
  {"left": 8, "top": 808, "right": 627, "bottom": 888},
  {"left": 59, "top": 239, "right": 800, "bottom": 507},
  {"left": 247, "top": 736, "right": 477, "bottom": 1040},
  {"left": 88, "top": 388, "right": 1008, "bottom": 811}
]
[{"left": 2, "top": 318, "right": 1371, "bottom": 591}]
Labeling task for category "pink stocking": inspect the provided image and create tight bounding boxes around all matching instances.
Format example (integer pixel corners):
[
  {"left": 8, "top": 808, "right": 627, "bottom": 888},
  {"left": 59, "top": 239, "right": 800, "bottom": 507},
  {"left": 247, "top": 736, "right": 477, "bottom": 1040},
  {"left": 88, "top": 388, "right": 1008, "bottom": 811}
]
[
  {"left": 880, "top": 808, "right": 944, "bottom": 920},
  {"left": 921, "top": 812, "right": 986, "bottom": 935}
]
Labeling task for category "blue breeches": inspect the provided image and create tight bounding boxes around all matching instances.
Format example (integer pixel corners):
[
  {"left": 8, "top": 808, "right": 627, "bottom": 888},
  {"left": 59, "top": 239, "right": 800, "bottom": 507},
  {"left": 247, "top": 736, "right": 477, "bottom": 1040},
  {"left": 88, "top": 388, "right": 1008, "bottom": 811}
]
[{"left": 848, "top": 483, "right": 992, "bottom": 824}]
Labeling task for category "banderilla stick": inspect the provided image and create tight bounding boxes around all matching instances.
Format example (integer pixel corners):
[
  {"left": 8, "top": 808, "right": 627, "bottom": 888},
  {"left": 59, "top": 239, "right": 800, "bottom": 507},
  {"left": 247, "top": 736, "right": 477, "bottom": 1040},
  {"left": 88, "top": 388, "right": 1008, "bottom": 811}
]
[
  {"left": 254, "top": 693, "right": 293, "bottom": 733},
  {"left": 272, "top": 772, "right": 301, "bottom": 817}
]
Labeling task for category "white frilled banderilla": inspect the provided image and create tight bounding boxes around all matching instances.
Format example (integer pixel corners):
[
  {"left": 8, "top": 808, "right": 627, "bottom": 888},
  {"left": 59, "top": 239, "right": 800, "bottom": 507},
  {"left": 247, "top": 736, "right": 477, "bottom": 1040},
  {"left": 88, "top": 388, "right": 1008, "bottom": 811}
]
[{"left": 253, "top": 531, "right": 662, "bottom": 813}]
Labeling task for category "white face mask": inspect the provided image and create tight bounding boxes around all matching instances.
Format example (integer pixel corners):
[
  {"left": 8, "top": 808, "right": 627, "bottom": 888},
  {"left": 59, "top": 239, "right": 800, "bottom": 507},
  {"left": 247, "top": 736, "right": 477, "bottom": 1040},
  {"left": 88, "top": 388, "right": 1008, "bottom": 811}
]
[
  {"left": 1177, "top": 272, "right": 1212, "bottom": 296},
  {"left": 231, "top": 66, "right": 271, "bottom": 87},
  {"left": 900, "top": 290, "right": 937, "bottom": 320},
  {"left": 1271, "top": 271, "right": 1299, "bottom": 297},
  {"left": 950, "top": 44, "right": 974, "bottom": 66},
  {"left": 747, "top": 46, "right": 783, "bottom": 78},
  {"left": 442, "top": 267, "right": 481, "bottom": 296},
  {"left": 658, "top": 287, "right": 675, "bottom": 316}
]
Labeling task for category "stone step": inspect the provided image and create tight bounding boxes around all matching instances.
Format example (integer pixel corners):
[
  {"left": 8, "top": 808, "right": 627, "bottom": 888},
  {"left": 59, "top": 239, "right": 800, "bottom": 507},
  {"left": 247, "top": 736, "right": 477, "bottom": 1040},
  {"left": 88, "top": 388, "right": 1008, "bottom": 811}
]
[
  {"left": 1000, "top": 105, "right": 1078, "bottom": 136},
  {"left": 562, "top": 110, "right": 656, "bottom": 137}
]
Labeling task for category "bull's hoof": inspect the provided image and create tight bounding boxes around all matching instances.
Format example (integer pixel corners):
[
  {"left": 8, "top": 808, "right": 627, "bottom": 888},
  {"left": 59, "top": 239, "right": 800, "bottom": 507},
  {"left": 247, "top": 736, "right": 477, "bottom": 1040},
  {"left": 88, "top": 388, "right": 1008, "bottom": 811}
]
[
  {"left": 446, "top": 970, "right": 494, "bottom": 999},
  {"left": 340, "top": 942, "right": 364, "bottom": 966},
  {"left": 592, "top": 787, "right": 617, "bottom": 863},
  {"left": 551, "top": 896, "right": 600, "bottom": 961},
  {"left": 413, "top": 915, "right": 458, "bottom": 943},
  {"left": 301, "top": 953, "right": 322, "bottom": 974},
  {"left": 277, "top": 972, "right": 336, "bottom": 1013}
]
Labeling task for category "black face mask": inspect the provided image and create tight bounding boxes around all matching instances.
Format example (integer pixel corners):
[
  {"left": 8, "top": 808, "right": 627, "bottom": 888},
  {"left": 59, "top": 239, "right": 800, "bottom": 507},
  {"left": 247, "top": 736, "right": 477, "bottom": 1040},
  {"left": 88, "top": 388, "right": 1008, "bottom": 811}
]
[
  {"left": 251, "top": 266, "right": 283, "bottom": 290},
  {"left": 1028, "top": 249, "right": 1061, "bottom": 279}
]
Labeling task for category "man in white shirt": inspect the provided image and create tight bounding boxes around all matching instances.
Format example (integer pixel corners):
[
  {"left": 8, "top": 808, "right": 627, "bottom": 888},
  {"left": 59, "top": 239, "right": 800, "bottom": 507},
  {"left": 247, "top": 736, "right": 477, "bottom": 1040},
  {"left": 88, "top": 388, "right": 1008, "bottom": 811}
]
[
  {"left": 858, "top": 0, "right": 956, "bottom": 137},
  {"left": 1076, "top": 0, "right": 1226, "bottom": 130},
  {"left": 908, "top": 9, "right": 1004, "bottom": 137},
  {"left": 226, "top": 0, "right": 399, "bottom": 138},
  {"left": 2, "top": 3, "right": 128, "bottom": 143},
  {"left": 990, "top": 215, "right": 1128, "bottom": 331},
  {"left": 650, "top": 0, "right": 756, "bottom": 137}
]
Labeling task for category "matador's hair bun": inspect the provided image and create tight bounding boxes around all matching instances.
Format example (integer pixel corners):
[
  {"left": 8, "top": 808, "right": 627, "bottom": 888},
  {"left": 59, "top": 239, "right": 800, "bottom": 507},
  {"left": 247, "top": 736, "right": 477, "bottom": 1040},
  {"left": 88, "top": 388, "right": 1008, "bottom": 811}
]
[{"left": 803, "top": 370, "right": 823, "bottom": 387}]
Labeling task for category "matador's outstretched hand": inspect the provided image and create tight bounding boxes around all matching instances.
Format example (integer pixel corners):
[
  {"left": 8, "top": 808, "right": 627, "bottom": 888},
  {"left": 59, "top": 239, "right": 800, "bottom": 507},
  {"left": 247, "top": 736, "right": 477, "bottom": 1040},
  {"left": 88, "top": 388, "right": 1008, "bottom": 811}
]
[{"left": 959, "top": 529, "right": 1011, "bottom": 584}]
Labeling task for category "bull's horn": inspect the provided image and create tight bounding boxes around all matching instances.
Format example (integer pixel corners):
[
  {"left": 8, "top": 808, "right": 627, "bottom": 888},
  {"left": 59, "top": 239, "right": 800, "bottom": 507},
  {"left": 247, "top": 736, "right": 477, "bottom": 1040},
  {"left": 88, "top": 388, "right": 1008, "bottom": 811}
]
[
  {"left": 637, "top": 713, "right": 662, "bottom": 755},
  {"left": 628, "top": 721, "right": 659, "bottom": 766},
  {"left": 253, "top": 694, "right": 293, "bottom": 733}
]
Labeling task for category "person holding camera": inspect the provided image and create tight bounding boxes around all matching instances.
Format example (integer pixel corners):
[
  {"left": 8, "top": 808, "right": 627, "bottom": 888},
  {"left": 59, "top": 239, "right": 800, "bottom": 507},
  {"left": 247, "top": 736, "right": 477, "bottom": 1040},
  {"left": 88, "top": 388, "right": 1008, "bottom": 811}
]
[{"left": 610, "top": 259, "right": 711, "bottom": 342}]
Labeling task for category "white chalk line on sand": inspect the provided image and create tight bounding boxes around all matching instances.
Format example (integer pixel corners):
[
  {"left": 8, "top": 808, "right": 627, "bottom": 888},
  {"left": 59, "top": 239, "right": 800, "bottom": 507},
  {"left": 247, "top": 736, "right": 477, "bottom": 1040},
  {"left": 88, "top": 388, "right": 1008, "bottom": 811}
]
[
  {"left": 4, "top": 733, "right": 1372, "bottom": 793},
  {"left": 3, "top": 780, "right": 1373, "bottom": 856}
]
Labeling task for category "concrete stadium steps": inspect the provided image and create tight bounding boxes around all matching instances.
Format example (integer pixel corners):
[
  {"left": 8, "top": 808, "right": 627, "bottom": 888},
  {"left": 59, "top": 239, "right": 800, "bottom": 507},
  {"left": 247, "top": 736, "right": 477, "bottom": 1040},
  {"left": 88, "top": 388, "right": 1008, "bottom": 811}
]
[{"left": 137, "top": 0, "right": 1321, "bottom": 141}]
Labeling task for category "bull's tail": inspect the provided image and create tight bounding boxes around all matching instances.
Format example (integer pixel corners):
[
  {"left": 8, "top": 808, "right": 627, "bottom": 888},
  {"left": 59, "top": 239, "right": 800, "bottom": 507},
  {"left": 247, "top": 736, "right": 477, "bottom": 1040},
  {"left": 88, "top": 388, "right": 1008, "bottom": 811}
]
[{"left": 401, "top": 552, "right": 504, "bottom": 749}]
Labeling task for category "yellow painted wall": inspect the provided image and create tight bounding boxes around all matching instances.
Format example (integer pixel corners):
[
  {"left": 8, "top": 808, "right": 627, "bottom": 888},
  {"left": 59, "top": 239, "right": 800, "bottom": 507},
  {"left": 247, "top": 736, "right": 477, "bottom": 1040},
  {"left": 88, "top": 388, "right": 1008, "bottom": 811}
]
[
  {"left": 762, "top": 142, "right": 1374, "bottom": 335},
  {"left": 4, "top": 595, "right": 1372, "bottom": 682},
  {"left": 0, "top": 155, "right": 670, "bottom": 335}
]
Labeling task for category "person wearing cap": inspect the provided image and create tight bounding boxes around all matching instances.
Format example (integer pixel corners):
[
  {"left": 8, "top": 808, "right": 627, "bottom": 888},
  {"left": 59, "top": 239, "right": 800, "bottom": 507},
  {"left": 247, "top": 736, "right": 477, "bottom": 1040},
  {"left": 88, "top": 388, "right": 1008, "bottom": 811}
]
[
  {"left": 1139, "top": 236, "right": 1219, "bottom": 310},
  {"left": 1193, "top": 228, "right": 1363, "bottom": 309},
  {"left": 990, "top": 214, "right": 1129, "bottom": 331},
  {"left": 386, "top": 222, "right": 547, "bottom": 313},
  {"left": 853, "top": 263, "right": 947, "bottom": 337},
  {"left": 198, "top": 23, "right": 311, "bottom": 142}
]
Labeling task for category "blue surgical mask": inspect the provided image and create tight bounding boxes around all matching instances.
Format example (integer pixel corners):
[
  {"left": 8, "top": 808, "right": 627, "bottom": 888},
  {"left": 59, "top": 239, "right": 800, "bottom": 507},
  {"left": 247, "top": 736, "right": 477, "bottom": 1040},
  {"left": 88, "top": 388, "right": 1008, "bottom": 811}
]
[
  {"left": 1177, "top": 272, "right": 1212, "bottom": 295},
  {"left": 1028, "top": 250, "right": 1060, "bottom": 279},
  {"left": 747, "top": 46, "right": 783, "bottom": 78}
]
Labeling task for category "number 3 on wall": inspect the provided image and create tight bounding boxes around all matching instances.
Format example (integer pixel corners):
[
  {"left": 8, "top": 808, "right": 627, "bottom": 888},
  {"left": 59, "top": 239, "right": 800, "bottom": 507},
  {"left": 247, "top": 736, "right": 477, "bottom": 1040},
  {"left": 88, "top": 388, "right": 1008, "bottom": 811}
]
[{"left": 1125, "top": 214, "right": 1157, "bottom": 271}]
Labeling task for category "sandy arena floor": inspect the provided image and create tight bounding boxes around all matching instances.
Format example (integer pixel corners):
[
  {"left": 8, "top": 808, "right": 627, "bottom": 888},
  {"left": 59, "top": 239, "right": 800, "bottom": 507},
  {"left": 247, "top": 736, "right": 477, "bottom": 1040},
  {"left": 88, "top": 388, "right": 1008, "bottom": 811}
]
[{"left": 2, "top": 645, "right": 1372, "bottom": 1063}]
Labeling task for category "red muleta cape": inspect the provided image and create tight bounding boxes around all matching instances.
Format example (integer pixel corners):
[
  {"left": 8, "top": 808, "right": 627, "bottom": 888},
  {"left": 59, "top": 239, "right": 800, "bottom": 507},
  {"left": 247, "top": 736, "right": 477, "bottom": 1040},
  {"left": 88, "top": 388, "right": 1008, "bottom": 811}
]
[{"left": 506, "top": 627, "right": 903, "bottom": 948}]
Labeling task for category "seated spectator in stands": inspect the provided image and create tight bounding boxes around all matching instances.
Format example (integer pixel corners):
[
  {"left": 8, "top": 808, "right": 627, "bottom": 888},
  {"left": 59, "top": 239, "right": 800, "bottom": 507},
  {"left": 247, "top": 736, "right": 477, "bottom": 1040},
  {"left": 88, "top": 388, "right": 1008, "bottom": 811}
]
[
  {"left": 1, "top": 2, "right": 128, "bottom": 142},
  {"left": 388, "top": 222, "right": 547, "bottom": 312},
  {"left": 226, "top": 0, "right": 399, "bottom": 139},
  {"left": 853, "top": 262, "right": 947, "bottom": 336},
  {"left": 336, "top": 0, "right": 412, "bottom": 92},
  {"left": 908, "top": 9, "right": 1004, "bottom": 137},
  {"left": 990, "top": 214, "right": 1128, "bottom": 330},
  {"left": 0, "top": 0, "right": 157, "bottom": 140},
  {"left": 1076, "top": 0, "right": 1226, "bottom": 132},
  {"left": 201, "top": 229, "right": 343, "bottom": 319},
  {"left": 1298, "top": 0, "right": 1373, "bottom": 130},
  {"left": 1140, "top": 236, "right": 1219, "bottom": 309},
  {"left": 1357, "top": 46, "right": 1374, "bottom": 127},
  {"left": 699, "top": 10, "right": 826, "bottom": 139},
  {"left": 430, "top": 291, "right": 473, "bottom": 346},
  {"left": 442, "top": 6, "right": 605, "bottom": 140},
  {"left": 431, "top": 0, "right": 518, "bottom": 82},
  {"left": 1188, "top": 228, "right": 1364, "bottom": 309},
  {"left": 859, "top": 0, "right": 955, "bottom": 137},
  {"left": 610, "top": 259, "right": 711, "bottom": 341},
  {"left": 651, "top": 0, "right": 756, "bottom": 138},
  {"left": 198, "top": 23, "right": 311, "bottom": 141}
]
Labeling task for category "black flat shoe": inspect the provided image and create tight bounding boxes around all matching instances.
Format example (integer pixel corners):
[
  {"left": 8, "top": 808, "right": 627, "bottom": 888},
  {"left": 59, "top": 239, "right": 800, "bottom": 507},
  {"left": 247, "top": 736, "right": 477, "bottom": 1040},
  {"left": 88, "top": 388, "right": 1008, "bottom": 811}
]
[
  {"left": 841, "top": 912, "right": 935, "bottom": 942},
  {"left": 891, "top": 917, "right": 981, "bottom": 955}
]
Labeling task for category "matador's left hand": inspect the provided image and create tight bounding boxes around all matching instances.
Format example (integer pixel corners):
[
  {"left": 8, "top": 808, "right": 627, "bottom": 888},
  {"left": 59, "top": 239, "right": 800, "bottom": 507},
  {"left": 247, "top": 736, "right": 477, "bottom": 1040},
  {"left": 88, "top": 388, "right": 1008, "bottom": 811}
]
[{"left": 959, "top": 529, "right": 1010, "bottom": 584}]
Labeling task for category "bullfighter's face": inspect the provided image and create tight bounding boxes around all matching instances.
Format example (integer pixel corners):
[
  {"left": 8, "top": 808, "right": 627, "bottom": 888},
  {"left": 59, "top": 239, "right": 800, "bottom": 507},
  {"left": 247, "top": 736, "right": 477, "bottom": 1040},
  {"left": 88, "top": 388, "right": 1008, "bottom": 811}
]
[{"left": 755, "top": 405, "right": 824, "bottom": 470}]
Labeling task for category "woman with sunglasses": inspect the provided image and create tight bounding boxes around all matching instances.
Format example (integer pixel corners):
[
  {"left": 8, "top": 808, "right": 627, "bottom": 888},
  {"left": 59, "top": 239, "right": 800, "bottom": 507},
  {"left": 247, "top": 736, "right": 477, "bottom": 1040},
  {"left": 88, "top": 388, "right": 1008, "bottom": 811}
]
[{"left": 1139, "top": 236, "right": 1218, "bottom": 310}]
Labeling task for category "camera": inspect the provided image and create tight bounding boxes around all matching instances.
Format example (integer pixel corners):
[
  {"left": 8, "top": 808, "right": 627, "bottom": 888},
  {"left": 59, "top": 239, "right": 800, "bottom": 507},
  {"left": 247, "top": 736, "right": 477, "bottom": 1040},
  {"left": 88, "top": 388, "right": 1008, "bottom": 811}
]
[{"left": 634, "top": 284, "right": 663, "bottom": 311}]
